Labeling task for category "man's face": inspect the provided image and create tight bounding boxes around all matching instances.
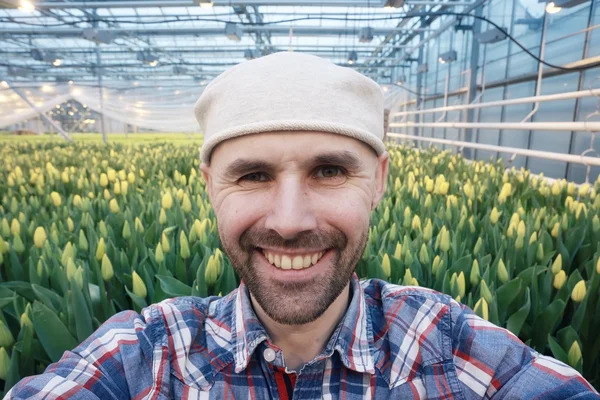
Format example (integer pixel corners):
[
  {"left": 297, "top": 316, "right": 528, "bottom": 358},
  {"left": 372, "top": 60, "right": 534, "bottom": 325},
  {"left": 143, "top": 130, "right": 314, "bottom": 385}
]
[{"left": 201, "top": 131, "right": 388, "bottom": 325}]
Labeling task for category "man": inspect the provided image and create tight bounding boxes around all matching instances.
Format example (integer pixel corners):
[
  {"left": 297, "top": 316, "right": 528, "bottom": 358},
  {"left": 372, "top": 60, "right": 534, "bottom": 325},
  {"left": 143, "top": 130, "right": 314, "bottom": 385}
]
[{"left": 6, "top": 52, "right": 599, "bottom": 399}]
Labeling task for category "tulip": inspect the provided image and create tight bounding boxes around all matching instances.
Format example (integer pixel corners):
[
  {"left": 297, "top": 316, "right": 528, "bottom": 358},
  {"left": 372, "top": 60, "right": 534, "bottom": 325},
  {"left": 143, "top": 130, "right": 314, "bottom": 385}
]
[
  {"left": 571, "top": 280, "right": 586, "bottom": 303},
  {"left": 109, "top": 198, "right": 120, "bottom": 214},
  {"left": 100, "top": 173, "right": 109, "bottom": 187},
  {"left": 180, "top": 231, "right": 191, "bottom": 260},
  {"left": 10, "top": 219, "right": 20, "bottom": 237},
  {"left": 480, "top": 280, "right": 493, "bottom": 304},
  {"left": 497, "top": 259, "right": 508, "bottom": 283},
  {"left": 161, "top": 232, "right": 170, "bottom": 253},
  {"left": 121, "top": 181, "right": 129, "bottom": 195},
  {"left": 101, "top": 254, "right": 114, "bottom": 282},
  {"left": 155, "top": 243, "right": 165, "bottom": 264},
  {"left": 99, "top": 221, "right": 108, "bottom": 238},
  {"left": 132, "top": 271, "right": 147, "bottom": 298},
  {"left": 473, "top": 237, "right": 482, "bottom": 255},
  {"left": 553, "top": 270, "right": 566, "bottom": 290},
  {"left": 79, "top": 230, "right": 88, "bottom": 252},
  {"left": 551, "top": 222, "right": 560, "bottom": 238},
  {"left": 593, "top": 215, "right": 600, "bottom": 233},
  {"left": 12, "top": 235, "right": 24, "bottom": 254},
  {"left": 490, "top": 207, "right": 500, "bottom": 225},
  {"left": 383, "top": 206, "right": 390, "bottom": 224},
  {"left": 568, "top": 341, "right": 582, "bottom": 368},
  {"left": 205, "top": 255, "right": 220, "bottom": 286},
  {"left": 33, "top": 226, "right": 47, "bottom": 249},
  {"left": 96, "top": 238, "right": 106, "bottom": 261},
  {"left": 0, "top": 347, "right": 9, "bottom": 381},
  {"left": 135, "top": 217, "right": 144, "bottom": 233},
  {"left": 474, "top": 297, "right": 489, "bottom": 321},
  {"left": 432, "top": 255, "right": 442, "bottom": 276},
  {"left": 596, "top": 257, "right": 600, "bottom": 275},
  {"left": 0, "top": 320, "right": 14, "bottom": 349},
  {"left": 182, "top": 194, "right": 192, "bottom": 214},
  {"left": 382, "top": 254, "right": 391, "bottom": 278},
  {"left": 419, "top": 244, "right": 429, "bottom": 265},
  {"left": 411, "top": 215, "right": 421, "bottom": 231},
  {"left": 457, "top": 272, "right": 466, "bottom": 298},
  {"left": 440, "top": 228, "right": 451, "bottom": 252},
  {"left": 161, "top": 192, "right": 173, "bottom": 209},
  {"left": 470, "top": 259, "right": 480, "bottom": 287}
]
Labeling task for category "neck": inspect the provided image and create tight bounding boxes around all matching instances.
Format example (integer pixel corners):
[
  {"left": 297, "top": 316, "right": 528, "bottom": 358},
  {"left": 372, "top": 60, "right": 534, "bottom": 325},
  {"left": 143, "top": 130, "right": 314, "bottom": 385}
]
[{"left": 250, "top": 283, "right": 351, "bottom": 372}]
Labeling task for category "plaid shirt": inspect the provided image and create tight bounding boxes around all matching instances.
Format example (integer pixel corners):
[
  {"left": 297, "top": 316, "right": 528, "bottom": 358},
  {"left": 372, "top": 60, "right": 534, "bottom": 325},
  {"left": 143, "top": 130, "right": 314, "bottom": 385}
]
[{"left": 6, "top": 274, "right": 599, "bottom": 399}]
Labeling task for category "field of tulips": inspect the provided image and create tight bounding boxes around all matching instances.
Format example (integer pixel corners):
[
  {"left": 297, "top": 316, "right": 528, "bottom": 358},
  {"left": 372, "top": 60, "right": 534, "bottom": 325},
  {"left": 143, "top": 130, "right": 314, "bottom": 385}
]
[{"left": 0, "top": 136, "right": 599, "bottom": 394}]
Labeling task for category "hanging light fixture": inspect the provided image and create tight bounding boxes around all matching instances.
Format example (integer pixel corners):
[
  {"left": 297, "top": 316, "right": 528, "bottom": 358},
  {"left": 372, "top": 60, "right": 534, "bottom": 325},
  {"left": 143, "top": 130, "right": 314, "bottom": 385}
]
[{"left": 347, "top": 51, "right": 358, "bottom": 65}]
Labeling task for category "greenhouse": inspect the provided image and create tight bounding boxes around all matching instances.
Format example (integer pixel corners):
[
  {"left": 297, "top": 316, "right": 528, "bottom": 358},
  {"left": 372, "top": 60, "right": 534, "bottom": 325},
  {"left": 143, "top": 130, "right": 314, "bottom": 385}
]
[{"left": 1, "top": 0, "right": 600, "bottom": 398}]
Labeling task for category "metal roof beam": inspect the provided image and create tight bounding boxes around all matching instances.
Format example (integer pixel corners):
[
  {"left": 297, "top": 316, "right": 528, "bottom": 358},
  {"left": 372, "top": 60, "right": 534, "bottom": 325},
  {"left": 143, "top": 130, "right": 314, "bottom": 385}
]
[{"left": 33, "top": 0, "right": 388, "bottom": 9}]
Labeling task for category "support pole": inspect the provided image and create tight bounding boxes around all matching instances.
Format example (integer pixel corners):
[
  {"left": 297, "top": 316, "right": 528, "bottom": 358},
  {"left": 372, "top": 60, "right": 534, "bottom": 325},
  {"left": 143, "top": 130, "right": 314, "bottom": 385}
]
[
  {"left": 464, "top": 3, "right": 483, "bottom": 160},
  {"left": 95, "top": 46, "right": 107, "bottom": 143},
  {"left": 4, "top": 80, "right": 72, "bottom": 141}
]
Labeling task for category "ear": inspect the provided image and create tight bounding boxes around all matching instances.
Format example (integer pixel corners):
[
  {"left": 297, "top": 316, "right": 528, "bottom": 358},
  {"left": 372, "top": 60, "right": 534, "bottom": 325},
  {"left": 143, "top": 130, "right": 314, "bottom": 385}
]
[
  {"left": 200, "top": 162, "right": 213, "bottom": 202},
  {"left": 372, "top": 151, "right": 389, "bottom": 210}
]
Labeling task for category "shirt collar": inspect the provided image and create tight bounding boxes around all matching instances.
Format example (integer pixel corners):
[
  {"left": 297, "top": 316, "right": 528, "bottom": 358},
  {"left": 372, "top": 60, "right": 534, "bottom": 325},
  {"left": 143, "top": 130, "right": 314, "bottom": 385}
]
[{"left": 231, "top": 273, "right": 376, "bottom": 375}]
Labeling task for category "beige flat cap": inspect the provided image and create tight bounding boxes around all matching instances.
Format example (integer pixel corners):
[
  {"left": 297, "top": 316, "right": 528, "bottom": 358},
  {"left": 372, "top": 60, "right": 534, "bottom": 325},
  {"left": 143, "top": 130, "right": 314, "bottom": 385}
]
[{"left": 194, "top": 51, "right": 386, "bottom": 164}]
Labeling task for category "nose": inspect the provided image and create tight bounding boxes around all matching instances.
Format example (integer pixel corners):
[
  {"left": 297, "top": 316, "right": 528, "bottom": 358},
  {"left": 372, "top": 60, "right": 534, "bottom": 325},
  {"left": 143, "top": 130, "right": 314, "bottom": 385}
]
[{"left": 263, "top": 176, "right": 318, "bottom": 240}]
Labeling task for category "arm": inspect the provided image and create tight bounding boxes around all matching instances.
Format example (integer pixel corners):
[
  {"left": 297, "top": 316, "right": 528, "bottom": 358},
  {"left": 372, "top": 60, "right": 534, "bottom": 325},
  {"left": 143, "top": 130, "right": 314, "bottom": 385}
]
[
  {"left": 450, "top": 300, "right": 599, "bottom": 399},
  {"left": 5, "top": 307, "right": 166, "bottom": 400}
]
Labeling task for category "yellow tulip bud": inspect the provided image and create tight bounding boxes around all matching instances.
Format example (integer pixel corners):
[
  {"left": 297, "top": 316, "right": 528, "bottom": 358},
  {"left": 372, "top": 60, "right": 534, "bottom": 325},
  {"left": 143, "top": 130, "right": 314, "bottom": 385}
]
[
  {"left": 127, "top": 172, "right": 136, "bottom": 184},
  {"left": 66, "top": 258, "right": 77, "bottom": 281},
  {"left": 121, "top": 181, "right": 129, "bottom": 196},
  {"left": 95, "top": 238, "right": 106, "bottom": 261},
  {"left": 411, "top": 215, "right": 421, "bottom": 231},
  {"left": 480, "top": 280, "right": 494, "bottom": 304},
  {"left": 529, "top": 232, "right": 537, "bottom": 245},
  {"left": 67, "top": 217, "right": 74, "bottom": 233},
  {"left": 517, "top": 220, "right": 526, "bottom": 238},
  {"left": 0, "top": 320, "right": 14, "bottom": 348},
  {"left": 497, "top": 259, "right": 508, "bottom": 283},
  {"left": 470, "top": 259, "right": 480, "bottom": 287},
  {"left": 489, "top": 207, "right": 500, "bottom": 225},
  {"left": 155, "top": 243, "right": 164, "bottom": 263},
  {"left": 432, "top": 255, "right": 442, "bottom": 276},
  {"left": 593, "top": 215, "right": 600, "bottom": 233},
  {"left": 99, "top": 173, "right": 109, "bottom": 187},
  {"left": 159, "top": 208, "right": 167, "bottom": 225},
  {"left": 383, "top": 206, "right": 390, "bottom": 224},
  {"left": 10, "top": 219, "right": 20, "bottom": 237},
  {"left": 33, "top": 226, "right": 47, "bottom": 249},
  {"left": 457, "top": 271, "right": 466, "bottom": 298},
  {"left": 551, "top": 181, "right": 561, "bottom": 196},
  {"left": 551, "top": 222, "right": 560, "bottom": 238},
  {"left": 161, "top": 232, "right": 170, "bottom": 253},
  {"left": 394, "top": 242, "right": 402, "bottom": 259},
  {"left": 382, "top": 254, "right": 391, "bottom": 278},
  {"left": 180, "top": 231, "right": 191, "bottom": 259},
  {"left": 578, "top": 183, "right": 590, "bottom": 197},
  {"left": 135, "top": 217, "right": 144, "bottom": 233},
  {"left": 101, "top": 254, "right": 114, "bottom": 282},
  {"left": 109, "top": 198, "right": 120, "bottom": 214},
  {"left": 423, "top": 219, "right": 433, "bottom": 242},
  {"left": 474, "top": 297, "right": 489, "bottom": 321},
  {"left": 107, "top": 169, "right": 116, "bottom": 182},
  {"left": 79, "top": 230, "right": 88, "bottom": 252},
  {"left": 596, "top": 257, "right": 600, "bottom": 275},
  {"left": 12, "top": 235, "right": 24, "bottom": 254},
  {"left": 571, "top": 280, "right": 586, "bottom": 303},
  {"left": 419, "top": 244, "right": 429, "bottom": 265},
  {"left": 161, "top": 192, "right": 173, "bottom": 209},
  {"left": 568, "top": 341, "right": 582, "bottom": 368},
  {"left": 71, "top": 195, "right": 82, "bottom": 209},
  {"left": 132, "top": 271, "right": 147, "bottom": 298},
  {"left": 182, "top": 194, "right": 192, "bottom": 214},
  {"left": 122, "top": 221, "right": 131, "bottom": 239},
  {"left": 205, "top": 255, "right": 220, "bottom": 286},
  {"left": 553, "top": 270, "right": 567, "bottom": 290},
  {"left": 0, "top": 347, "right": 9, "bottom": 381},
  {"left": 474, "top": 237, "right": 483, "bottom": 255},
  {"left": 567, "top": 182, "right": 575, "bottom": 196},
  {"left": 440, "top": 228, "right": 451, "bottom": 252},
  {"left": 114, "top": 180, "right": 121, "bottom": 195},
  {"left": 551, "top": 254, "right": 562, "bottom": 275},
  {"left": 103, "top": 189, "right": 111, "bottom": 201}
]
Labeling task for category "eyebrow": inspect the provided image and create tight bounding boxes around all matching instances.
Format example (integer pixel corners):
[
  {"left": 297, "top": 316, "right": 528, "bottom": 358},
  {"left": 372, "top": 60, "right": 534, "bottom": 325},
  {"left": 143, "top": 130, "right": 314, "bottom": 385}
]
[{"left": 222, "top": 150, "right": 364, "bottom": 179}]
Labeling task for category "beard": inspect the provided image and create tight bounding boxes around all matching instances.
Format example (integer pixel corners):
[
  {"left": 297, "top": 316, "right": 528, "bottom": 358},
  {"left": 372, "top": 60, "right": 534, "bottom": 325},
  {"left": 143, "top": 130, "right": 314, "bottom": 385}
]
[{"left": 219, "top": 224, "right": 369, "bottom": 326}]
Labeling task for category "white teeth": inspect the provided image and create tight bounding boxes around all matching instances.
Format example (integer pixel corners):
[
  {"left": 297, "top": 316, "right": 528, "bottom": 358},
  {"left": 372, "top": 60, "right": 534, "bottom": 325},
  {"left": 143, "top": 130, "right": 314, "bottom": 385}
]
[
  {"left": 303, "top": 255, "right": 311, "bottom": 268},
  {"left": 281, "top": 255, "right": 292, "bottom": 270},
  {"left": 292, "top": 256, "right": 304, "bottom": 269},
  {"left": 263, "top": 249, "right": 327, "bottom": 270}
]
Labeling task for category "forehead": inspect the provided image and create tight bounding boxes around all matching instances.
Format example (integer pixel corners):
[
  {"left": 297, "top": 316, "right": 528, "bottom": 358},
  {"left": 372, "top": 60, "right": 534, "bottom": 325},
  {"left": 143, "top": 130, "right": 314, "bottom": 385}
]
[{"left": 209, "top": 131, "right": 376, "bottom": 168}]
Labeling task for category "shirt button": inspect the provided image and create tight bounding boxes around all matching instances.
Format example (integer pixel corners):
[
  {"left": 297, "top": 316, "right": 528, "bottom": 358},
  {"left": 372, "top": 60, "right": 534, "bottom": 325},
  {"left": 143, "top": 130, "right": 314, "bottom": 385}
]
[{"left": 263, "top": 348, "right": 276, "bottom": 362}]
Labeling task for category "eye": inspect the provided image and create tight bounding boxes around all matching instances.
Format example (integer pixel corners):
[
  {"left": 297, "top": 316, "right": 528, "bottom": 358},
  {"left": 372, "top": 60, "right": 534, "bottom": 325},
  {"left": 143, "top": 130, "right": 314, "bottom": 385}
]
[
  {"left": 315, "top": 166, "right": 345, "bottom": 179},
  {"left": 240, "top": 172, "right": 269, "bottom": 182}
]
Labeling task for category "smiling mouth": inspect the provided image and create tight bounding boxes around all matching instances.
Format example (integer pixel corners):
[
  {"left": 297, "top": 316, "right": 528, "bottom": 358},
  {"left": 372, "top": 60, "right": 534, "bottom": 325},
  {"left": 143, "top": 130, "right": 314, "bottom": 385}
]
[{"left": 257, "top": 248, "right": 329, "bottom": 270}]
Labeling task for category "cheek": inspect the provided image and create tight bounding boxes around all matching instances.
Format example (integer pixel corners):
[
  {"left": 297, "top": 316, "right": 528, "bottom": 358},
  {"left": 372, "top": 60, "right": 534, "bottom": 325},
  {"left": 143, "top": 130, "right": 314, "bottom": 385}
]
[
  {"left": 314, "top": 190, "right": 371, "bottom": 233},
  {"left": 215, "top": 192, "right": 271, "bottom": 241}
]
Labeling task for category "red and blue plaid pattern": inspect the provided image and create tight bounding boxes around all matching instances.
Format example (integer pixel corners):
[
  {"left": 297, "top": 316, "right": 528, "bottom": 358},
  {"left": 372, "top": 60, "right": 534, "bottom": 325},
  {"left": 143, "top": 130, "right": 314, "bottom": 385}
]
[{"left": 6, "top": 274, "right": 599, "bottom": 399}]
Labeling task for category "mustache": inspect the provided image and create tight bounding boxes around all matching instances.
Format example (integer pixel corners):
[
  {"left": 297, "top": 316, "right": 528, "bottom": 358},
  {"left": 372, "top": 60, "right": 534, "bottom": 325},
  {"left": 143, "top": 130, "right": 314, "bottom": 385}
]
[{"left": 239, "top": 227, "right": 347, "bottom": 252}]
